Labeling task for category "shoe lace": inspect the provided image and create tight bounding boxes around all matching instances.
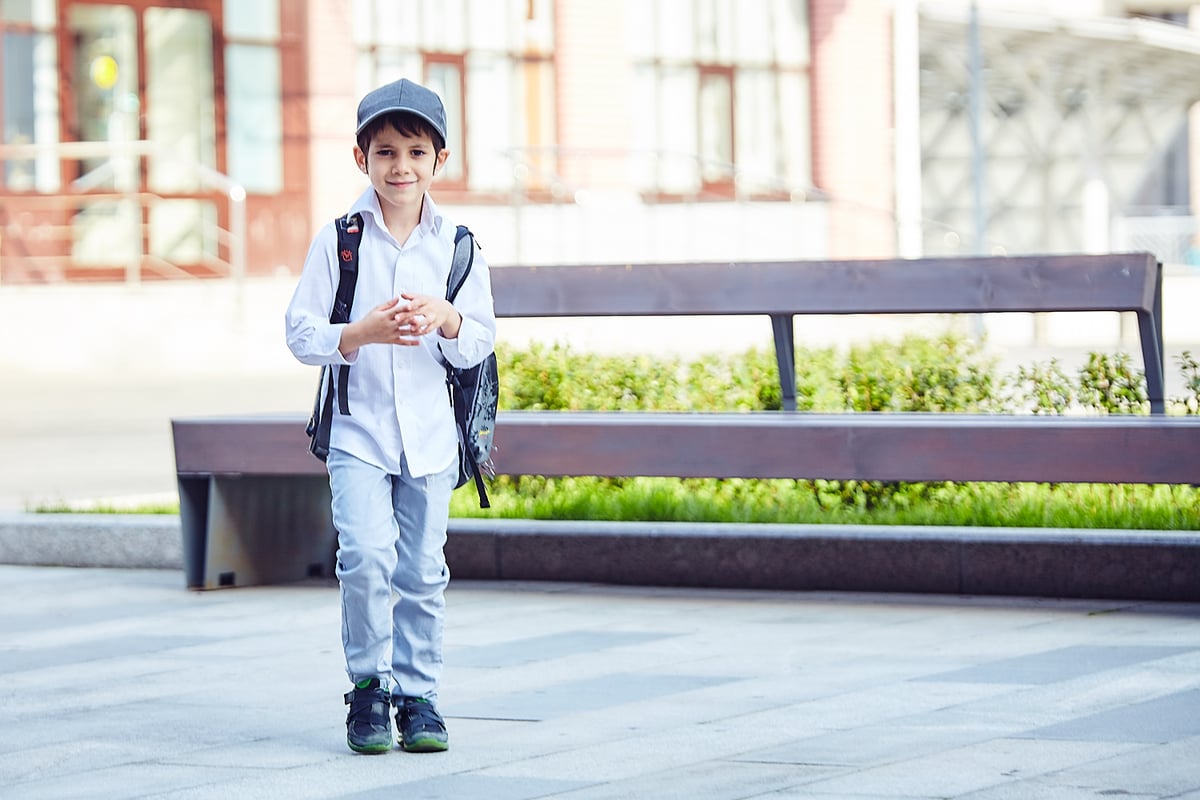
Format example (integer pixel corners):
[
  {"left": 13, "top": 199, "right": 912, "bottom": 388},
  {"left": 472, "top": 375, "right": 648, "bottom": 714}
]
[
  {"left": 402, "top": 698, "right": 445, "bottom": 733},
  {"left": 345, "top": 685, "right": 390, "bottom": 726}
]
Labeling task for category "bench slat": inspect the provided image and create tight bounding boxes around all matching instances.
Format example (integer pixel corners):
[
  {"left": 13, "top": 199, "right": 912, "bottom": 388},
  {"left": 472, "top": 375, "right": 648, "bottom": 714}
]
[
  {"left": 172, "top": 417, "right": 327, "bottom": 477},
  {"left": 491, "top": 254, "right": 1160, "bottom": 317},
  {"left": 490, "top": 412, "right": 1198, "bottom": 485},
  {"left": 173, "top": 412, "right": 1200, "bottom": 486}
]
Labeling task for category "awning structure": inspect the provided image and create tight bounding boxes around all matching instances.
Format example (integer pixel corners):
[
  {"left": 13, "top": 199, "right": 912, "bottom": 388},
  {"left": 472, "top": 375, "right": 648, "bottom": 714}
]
[{"left": 915, "top": 2, "right": 1200, "bottom": 257}]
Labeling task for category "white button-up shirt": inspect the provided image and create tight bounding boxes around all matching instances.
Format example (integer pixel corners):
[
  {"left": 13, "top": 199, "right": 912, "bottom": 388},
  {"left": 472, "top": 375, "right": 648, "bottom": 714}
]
[{"left": 285, "top": 188, "right": 497, "bottom": 477}]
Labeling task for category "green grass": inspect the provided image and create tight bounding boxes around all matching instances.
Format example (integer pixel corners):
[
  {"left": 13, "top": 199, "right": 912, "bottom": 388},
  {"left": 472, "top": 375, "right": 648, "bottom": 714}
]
[
  {"left": 33, "top": 499, "right": 181, "bottom": 515},
  {"left": 33, "top": 479, "right": 1200, "bottom": 530},
  {"left": 449, "top": 477, "right": 1200, "bottom": 531}
]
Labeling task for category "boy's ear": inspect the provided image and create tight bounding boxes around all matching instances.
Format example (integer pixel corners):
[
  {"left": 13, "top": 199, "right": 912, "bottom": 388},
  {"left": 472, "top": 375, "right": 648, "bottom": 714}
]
[
  {"left": 353, "top": 145, "right": 368, "bottom": 173},
  {"left": 433, "top": 148, "right": 449, "bottom": 176}
]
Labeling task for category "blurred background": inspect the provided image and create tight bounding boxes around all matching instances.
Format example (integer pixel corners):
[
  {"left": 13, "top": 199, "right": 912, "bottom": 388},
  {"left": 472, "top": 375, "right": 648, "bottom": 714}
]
[{"left": 2, "top": 0, "right": 1199, "bottom": 509}]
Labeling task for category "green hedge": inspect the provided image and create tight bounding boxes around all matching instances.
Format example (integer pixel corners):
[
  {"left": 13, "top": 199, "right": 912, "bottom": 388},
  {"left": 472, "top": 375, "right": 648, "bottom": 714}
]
[{"left": 500, "top": 336, "right": 1200, "bottom": 416}]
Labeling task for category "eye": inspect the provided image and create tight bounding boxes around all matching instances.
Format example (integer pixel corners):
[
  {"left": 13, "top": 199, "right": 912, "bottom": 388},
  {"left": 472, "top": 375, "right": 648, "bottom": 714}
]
[
  {"left": 411, "top": 148, "right": 427, "bottom": 158},
  {"left": 375, "top": 147, "right": 394, "bottom": 157}
]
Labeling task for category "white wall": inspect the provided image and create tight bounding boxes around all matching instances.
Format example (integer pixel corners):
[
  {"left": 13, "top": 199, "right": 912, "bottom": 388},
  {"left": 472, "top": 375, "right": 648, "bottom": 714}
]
[{"left": 441, "top": 199, "right": 830, "bottom": 267}]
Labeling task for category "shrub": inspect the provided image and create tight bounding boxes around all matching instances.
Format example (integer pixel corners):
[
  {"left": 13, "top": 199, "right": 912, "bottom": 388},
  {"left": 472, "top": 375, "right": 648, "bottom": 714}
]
[
  {"left": 1009, "top": 359, "right": 1074, "bottom": 415},
  {"left": 837, "top": 334, "right": 1000, "bottom": 412},
  {"left": 1176, "top": 351, "right": 1200, "bottom": 415},
  {"left": 1077, "top": 352, "right": 1148, "bottom": 414}
]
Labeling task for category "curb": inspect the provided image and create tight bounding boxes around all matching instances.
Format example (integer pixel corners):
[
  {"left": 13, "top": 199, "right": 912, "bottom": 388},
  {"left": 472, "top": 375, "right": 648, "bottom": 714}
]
[
  {"left": 0, "top": 513, "right": 182, "bottom": 570},
  {"left": 3, "top": 514, "right": 1198, "bottom": 601},
  {"left": 446, "top": 519, "right": 1200, "bottom": 602}
]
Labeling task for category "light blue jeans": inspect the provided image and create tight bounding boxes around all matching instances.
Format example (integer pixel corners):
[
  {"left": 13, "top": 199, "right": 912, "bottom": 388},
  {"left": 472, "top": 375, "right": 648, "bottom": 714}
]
[{"left": 326, "top": 448, "right": 457, "bottom": 702}]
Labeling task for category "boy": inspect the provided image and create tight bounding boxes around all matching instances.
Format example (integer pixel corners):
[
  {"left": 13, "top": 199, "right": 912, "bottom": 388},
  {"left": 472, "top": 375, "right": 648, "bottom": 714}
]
[{"left": 285, "top": 78, "right": 496, "bottom": 755}]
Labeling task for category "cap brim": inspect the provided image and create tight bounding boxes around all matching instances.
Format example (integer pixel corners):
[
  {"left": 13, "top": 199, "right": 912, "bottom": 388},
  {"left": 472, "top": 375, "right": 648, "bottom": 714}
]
[{"left": 355, "top": 108, "right": 447, "bottom": 143}]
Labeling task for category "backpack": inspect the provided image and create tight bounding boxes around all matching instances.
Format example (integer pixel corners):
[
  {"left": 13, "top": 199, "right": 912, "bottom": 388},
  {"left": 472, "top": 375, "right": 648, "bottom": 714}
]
[
  {"left": 306, "top": 213, "right": 498, "bottom": 508},
  {"left": 442, "top": 225, "right": 498, "bottom": 508}
]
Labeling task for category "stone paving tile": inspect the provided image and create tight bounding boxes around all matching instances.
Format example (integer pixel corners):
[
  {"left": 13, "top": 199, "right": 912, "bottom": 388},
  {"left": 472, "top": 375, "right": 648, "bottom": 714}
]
[
  {"left": 956, "top": 739, "right": 1200, "bottom": 799},
  {"left": 917, "top": 644, "right": 1198, "bottom": 685},
  {"left": 735, "top": 721, "right": 1008, "bottom": 769},
  {"left": 2, "top": 566, "right": 1199, "bottom": 799},
  {"left": 453, "top": 630, "right": 676, "bottom": 668},
  {"left": 898, "top": 669, "right": 1200, "bottom": 740},
  {"left": 1022, "top": 688, "right": 1200, "bottom": 743},
  {"left": 1018, "top": 736, "right": 1200, "bottom": 797},
  {"left": 337, "top": 774, "right": 591, "bottom": 800},
  {"left": 496, "top": 760, "right": 832, "bottom": 800},
  {"left": 9, "top": 764, "right": 254, "bottom": 800},
  {"left": 759, "top": 794, "right": 946, "bottom": 800},
  {"left": 796, "top": 737, "right": 1141, "bottom": 798},
  {"left": 454, "top": 671, "right": 742, "bottom": 721}
]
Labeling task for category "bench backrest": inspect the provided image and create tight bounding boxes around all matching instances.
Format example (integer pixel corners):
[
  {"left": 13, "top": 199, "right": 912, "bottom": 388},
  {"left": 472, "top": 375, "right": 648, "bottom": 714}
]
[
  {"left": 492, "top": 252, "right": 1165, "bottom": 412},
  {"left": 491, "top": 253, "right": 1161, "bottom": 318}
]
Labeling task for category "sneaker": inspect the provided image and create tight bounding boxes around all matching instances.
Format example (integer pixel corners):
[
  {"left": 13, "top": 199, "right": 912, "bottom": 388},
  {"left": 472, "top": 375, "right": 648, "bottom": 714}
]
[
  {"left": 344, "top": 678, "right": 392, "bottom": 754},
  {"left": 395, "top": 696, "right": 449, "bottom": 752}
]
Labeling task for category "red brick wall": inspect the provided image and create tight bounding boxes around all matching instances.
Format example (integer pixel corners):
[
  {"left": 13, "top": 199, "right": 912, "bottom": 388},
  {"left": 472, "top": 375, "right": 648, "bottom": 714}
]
[
  {"left": 810, "top": 0, "right": 896, "bottom": 258},
  {"left": 305, "top": 0, "right": 360, "bottom": 230},
  {"left": 553, "top": 0, "right": 632, "bottom": 191}
]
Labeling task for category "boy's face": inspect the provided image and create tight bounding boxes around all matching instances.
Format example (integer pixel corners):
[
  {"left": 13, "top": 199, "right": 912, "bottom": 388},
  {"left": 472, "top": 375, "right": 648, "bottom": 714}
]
[{"left": 354, "top": 123, "right": 449, "bottom": 216}]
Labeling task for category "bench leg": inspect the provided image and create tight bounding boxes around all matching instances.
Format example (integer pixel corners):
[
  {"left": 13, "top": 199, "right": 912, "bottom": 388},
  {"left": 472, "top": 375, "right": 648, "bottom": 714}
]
[
  {"left": 1137, "top": 308, "right": 1165, "bottom": 415},
  {"left": 180, "top": 475, "right": 337, "bottom": 590},
  {"left": 770, "top": 314, "right": 797, "bottom": 412},
  {"left": 178, "top": 477, "right": 210, "bottom": 589}
]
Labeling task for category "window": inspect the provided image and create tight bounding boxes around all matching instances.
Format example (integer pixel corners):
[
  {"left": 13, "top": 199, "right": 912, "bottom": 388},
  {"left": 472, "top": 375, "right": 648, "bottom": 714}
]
[
  {"left": 1, "top": 0, "right": 59, "bottom": 191},
  {"left": 425, "top": 57, "right": 464, "bottom": 183},
  {"left": 699, "top": 67, "right": 734, "bottom": 187},
  {"left": 353, "top": 0, "right": 556, "bottom": 194},
  {"left": 223, "top": 0, "right": 283, "bottom": 193},
  {"left": 147, "top": 7, "right": 217, "bottom": 192},
  {"left": 631, "top": 0, "right": 811, "bottom": 199}
]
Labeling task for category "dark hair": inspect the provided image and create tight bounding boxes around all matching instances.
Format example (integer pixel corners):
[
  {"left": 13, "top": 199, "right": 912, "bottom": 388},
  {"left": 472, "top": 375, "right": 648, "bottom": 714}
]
[{"left": 356, "top": 111, "right": 445, "bottom": 156}]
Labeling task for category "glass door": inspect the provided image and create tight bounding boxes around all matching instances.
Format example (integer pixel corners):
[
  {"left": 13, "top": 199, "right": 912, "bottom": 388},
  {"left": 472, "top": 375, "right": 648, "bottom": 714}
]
[
  {"left": 63, "top": 0, "right": 218, "bottom": 271},
  {"left": 66, "top": 3, "right": 140, "bottom": 266},
  {"left": 143, "top": 4, "right": 217, "bottom": 265}
]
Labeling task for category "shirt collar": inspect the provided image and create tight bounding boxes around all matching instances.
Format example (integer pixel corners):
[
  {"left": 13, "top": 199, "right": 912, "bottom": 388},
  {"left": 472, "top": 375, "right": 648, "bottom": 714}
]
[{"left": 349, "top": 187, "right": 445, "bottom": 238}]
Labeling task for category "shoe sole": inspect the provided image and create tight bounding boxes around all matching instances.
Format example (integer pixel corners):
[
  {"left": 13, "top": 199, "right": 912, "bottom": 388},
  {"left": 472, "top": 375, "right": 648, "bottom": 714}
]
[
  {"left": 401, "top": 737, "right": 449, "bottom": 753},
  {"left": 348, "top": 739, "right": 392, "bottom": 755}
]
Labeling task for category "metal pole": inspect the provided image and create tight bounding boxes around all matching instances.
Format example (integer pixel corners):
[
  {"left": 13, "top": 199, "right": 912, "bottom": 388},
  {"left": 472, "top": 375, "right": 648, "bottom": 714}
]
[
  {"left": 893, "top": 0, "right": 922, "bottom": 259},
  {"left": 968, "top": 0, "right": 986, "bottom": 256},
  {"left": 968, "top": 0, "right": 987, "bottom": 338},
  {"left": 230, "top": 186, "right": 246, "bottom": 285}
]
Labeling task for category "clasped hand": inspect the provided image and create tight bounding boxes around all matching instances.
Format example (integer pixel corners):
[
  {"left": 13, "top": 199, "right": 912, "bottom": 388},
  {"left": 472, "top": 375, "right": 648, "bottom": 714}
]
[
  {"left": 368, "top": 293, "right": 461, "bottom": 345},
  {"left": 338, "top": 293, "right": 463, "bottom": 358}
]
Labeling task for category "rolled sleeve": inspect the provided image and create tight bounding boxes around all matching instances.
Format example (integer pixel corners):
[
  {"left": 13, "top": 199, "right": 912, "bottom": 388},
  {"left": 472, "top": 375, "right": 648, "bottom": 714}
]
[{"left": 438, "top": 244, "right": 497, "bottom": 369}]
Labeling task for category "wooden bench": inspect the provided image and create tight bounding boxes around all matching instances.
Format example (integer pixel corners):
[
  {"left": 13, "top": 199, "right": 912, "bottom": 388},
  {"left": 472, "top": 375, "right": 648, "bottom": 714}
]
[
  {"left": 172, "top": 252, "right": 1186, "bottom": 590},
  {"left": 173, "top": 411, "right": 1200, "bottom": 590}
]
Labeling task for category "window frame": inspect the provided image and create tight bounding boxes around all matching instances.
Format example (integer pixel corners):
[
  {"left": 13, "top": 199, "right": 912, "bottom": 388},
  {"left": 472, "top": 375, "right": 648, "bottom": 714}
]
[
  {"left": 423, "top": 51, "right": 468, "bottom": 191},
  {"left": 697, "top": 64, "right": 736, "bottom": 196}
]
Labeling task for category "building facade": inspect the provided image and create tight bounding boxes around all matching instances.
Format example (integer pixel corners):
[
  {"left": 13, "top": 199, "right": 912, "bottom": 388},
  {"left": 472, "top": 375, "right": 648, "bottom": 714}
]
[{"left": 1, "top": 0, "right": 1198, "bottom": 283}]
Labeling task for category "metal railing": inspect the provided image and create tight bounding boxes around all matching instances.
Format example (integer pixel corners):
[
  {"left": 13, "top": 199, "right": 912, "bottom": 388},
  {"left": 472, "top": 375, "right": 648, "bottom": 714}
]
[
  {"left": 500, "top": 145, "right": 824, "bottom": 204},
  {"left": 0, "top": 140, "right": 246, "bottom": 285},
  {"left": 1114, "top": 211, "right": 1199, "bottom": 267}
]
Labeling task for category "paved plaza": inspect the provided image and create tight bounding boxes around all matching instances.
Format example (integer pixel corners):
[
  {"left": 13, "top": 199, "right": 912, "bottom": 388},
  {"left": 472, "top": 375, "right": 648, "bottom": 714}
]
[
  {"left": 2, "top": 276, "right": 1198, "bottom": 797},
  {"left": 1, "top": 564, "right": 1198, "bottom": 799}
]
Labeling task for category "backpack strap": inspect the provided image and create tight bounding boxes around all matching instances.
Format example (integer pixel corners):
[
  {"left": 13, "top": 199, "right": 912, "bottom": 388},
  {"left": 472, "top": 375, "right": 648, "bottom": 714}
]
[
  {"left": 331, "top": 213, "right": 363, "bottom": 415},
  {"left": 446, "top": 225, "right": 475, "bottom": 302}
]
